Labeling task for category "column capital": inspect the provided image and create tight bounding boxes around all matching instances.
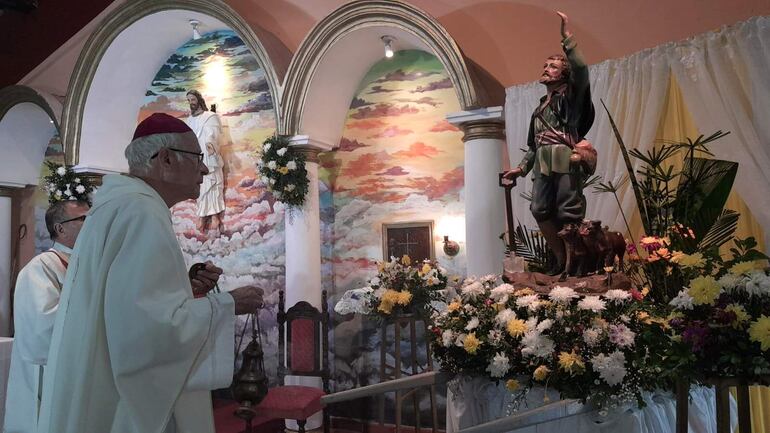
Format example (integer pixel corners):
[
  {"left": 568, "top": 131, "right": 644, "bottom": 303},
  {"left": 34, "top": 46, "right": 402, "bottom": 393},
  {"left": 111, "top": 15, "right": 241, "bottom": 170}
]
[
  {"left": 72, "top": 165, "right": 123, "bottom": 186},
  {"left": 446, "top": 106, "right": 505, "bottom": 142},
  {"left": 289, "top": 135, "right": 334, "bottom": 163}
]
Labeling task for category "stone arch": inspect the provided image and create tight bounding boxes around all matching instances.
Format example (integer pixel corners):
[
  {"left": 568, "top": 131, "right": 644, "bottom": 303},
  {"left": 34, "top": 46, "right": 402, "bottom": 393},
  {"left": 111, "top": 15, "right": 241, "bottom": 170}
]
[
  {"left": 60, "top": 0, "right": 282, "bottom": 168},
  {"left": 280, "top": 0, "right": 503, "bottom": 140}
]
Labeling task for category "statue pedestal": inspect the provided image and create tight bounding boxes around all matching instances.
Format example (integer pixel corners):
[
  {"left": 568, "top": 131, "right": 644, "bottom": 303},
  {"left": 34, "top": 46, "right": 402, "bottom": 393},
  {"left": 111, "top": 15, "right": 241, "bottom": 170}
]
[{"left": 502, "top": 270, "right": 632, "bottom": 294}]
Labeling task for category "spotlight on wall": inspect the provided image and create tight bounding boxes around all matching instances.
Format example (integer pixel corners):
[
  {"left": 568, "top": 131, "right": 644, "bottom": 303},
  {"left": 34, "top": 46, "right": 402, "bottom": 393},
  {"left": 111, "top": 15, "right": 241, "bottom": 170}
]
[
  {"left": 443, "top": 235, "right": 460, "bottom": 257},
  {"left": 190, "top": 19, "right": 202, "bottom": 40},
  {"left": 381, "top": 35, "right": 396, "bottom": 58}
]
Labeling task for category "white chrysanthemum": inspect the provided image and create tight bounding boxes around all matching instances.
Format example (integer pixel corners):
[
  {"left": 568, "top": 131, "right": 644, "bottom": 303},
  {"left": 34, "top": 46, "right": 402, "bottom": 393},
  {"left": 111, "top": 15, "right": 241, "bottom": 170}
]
[
  {"left": 465, "top": 317, "right": 480, "bottom": 331},
  {"left": 549, "top": 285, "right": 578, "bottom": 304},
  {"left": 603, "top": 289, "right": 632, "bottom": 304},
  {"left": 515, "top": 294, "right": 539, "bottom": 309},
  {"left": 480, "top": 274, "right": 498, "bottom": 283},
  {"left": 64, "top": 189, "right": 72, "bottom": 197},
  {"left": 591, "top": 351, "right": 627, "bottom": 386},
  {"left": 263, "top": 142, "right": 272, "bottom": 151},
  {"left": 68, "top": 196, "right": 76, "bottom": 201},
  {"left": 454, "top": 333, "right": 466, "bottom": 347},
  {"left": 261, "top": 176, "right": 270, "bottom": 184},
  {"left": 75, "top": 185, "right": 86, "bottom": 194},
  {"left": 442, "top": 330, "right": 454, "bottom": 347},
  {"left": 461, "top": 281, "right": 485, "bottom": 300},
  {"left": 267, "top": 160, "right": 277, "bottom": 170},
  {"left": 74, "top": 178, "right": 81, "bottom": 184},
  {"left": 56, "top": 166, "right": 66, "bottom": 176},
  {"left": 495, "top": 309, "right": 516, "bottom": 327},
  {"left": 718, "top": 273, "right": 742, "bottom": 292},
  {"left": 285, "top": 184, "right": 295, "bottom": 192},
  {"left": 536, "top": 318, "right": 554, "bottom": 332},
  {"left": 286, "top": 160, "right": 297, "bottom": 170},
  {"left": 54, "top": 190, "right": 62, "bottom": 198},
  {"left": 334, "top": 287, "right": 373, "bottom": 315},
  {"left": 370, "top": 277, "right": 381, "bottom": 285},
  {"left": 608, "top": 324, "right": 635, "bottom": 348},
  {"left": 520, "top": 330, "right": 555, "bottom": 359},
  {"left": 276, "top": 147, "right": 288, "bottom": 156},
  {"left": 669, "top": 290, "right": 694, "bottom": 310},
  {"left": 489, "top": 283, "right": 515, "bottom": 303},
  {"left": 269, "top": 179, "right": 276, "bottom": 185},
  {"left": 486, "top": 352, "right": 511, "bottom": 378},
  {"left": 577, "top": 296, "right": 606, "bottom": 313},
  {"left": 583, "top": 327, "right": 602, "bottom": 347},
  {"left": 744, "top": 271, "right": 770, "bottom": 296},
  {"left": 487, "top": 329, "right": 503, "bottom": 345}
]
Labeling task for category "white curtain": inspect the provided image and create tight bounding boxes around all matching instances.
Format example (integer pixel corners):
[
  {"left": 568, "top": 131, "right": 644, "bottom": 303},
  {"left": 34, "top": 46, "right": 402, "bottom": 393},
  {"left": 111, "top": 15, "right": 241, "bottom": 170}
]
[
  {"left": 667, "top": 16, "right": 770, "bottom": 248},
  {"left": 504, "top": 16, "right": 770, "bottom": 245}
]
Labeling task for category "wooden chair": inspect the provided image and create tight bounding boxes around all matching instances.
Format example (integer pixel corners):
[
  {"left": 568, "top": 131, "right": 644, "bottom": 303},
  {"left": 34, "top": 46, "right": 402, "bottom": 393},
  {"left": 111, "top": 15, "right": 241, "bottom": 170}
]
[{"left": 255, "top": 290, "right": 330, "bottom": 433}]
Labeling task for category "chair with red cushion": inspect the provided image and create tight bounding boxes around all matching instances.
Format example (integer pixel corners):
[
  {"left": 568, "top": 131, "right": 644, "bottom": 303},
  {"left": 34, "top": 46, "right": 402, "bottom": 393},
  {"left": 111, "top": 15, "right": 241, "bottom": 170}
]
[{"left": 256, "top": 290, "right": 330, "bottom": 433}]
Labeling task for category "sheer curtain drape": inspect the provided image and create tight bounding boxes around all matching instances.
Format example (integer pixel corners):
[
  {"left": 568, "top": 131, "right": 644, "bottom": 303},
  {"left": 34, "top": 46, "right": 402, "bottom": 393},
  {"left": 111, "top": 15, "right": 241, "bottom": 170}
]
[{"left": 504, "top": 16, "right": 770, "bottom": 245}]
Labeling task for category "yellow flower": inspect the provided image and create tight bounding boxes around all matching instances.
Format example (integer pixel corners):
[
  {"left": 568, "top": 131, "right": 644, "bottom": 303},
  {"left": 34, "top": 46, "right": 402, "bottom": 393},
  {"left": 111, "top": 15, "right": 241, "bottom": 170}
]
[
  {"left": 463, "top": 333, "right": 481, "bottom": 354},
  {"left": 447, "top": 301, "right": 461, "bottom": 312},
  {"left": 377, "top": 262, "right": 385, "bottom": 273},
  {"left": 749, "top": 315, "right": 770, "bottom": 351},
  {"left": 378, "top": 300, "right": 394, "bottom": 314},
  {"left": 671, "top": 252, "right": 706, "bottom": 269},
  {"left": 636, "top": 311, "right": 652, "bottom": 324},
  {"left": 539, "top": 300, "right": 553, "bottom": 309},
  {"left": 730, "top": 261, "right": 760, "bottom": 276},
  {"left": 592, "top": 317, "right": 609, "bottom": 329},
  {"left": 533, "top": 365, "right": 550, "bottom": 381},
  {"left": 420, "top": 263, "right": 432, "bottom": 275},
  {"left": 514, "top": 288, "right": 535, "bottom": 297},
  {"left": 505, "top": 379, "right": 520, "bottom": 391},
  {"left": 506, "top": 319, "right": 528, "bottom": 338},
  {"left": 277, "top": 166, "right": 289, "bottom": 175},
  {"left": 396, "top": 290, "right": 412, "bottom": 305},
  {"left": 649, "top": 316, "right": 671, "bottom": 330},
  {"left": 641, "top": 286, "right": 650, "bottom": 297},
  {"left": 401, "top": 255, "right": 411, "bottom": 266},
  {"left": 688, "top": 275, "right": 721, "bottom": 305},
  {"left": 603, "top": 266, "right": 614, "bottom": 273},
  {"left": 558, "top": 351, "right": 585, "bottom": 375},
  {"left": 725, "top": 304, "right": 750, "bottom": 329}
]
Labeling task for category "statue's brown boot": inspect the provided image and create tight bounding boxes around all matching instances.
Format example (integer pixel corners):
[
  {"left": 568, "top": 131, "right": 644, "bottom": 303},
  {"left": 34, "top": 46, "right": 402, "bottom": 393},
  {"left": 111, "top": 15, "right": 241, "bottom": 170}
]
[{"left": 538, "top": 219, "right": 566, "bottom": 276}]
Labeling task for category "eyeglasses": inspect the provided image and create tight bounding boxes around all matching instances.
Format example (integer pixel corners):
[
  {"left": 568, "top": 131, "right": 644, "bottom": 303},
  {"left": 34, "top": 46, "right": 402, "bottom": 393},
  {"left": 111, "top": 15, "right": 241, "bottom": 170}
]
[
  {"left": 151, "top": 148, "right": 204, "bottom": 163},
  {"left": 59, "top": 215, "right": 87, "bottom": 224}
]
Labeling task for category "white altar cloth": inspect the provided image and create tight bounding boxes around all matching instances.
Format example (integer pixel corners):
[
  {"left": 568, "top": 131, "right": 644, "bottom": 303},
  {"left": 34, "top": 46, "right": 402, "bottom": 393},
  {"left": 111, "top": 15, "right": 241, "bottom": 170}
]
[
  {"left": 447, "top": 376, "right": 736, "bottom": 433},
  {"left": 0, "top": 337, "right": 13, "bottom": 428}
]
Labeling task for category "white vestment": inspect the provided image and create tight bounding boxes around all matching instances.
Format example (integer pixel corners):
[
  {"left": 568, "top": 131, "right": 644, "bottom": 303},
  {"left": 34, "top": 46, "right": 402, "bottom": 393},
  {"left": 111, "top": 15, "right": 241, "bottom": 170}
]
[
  {"left": 4, "top": 243, "right": 70, "bottom": 433},
  {"left": 185, "top": 111, "right": 225, "bottom": 217},
  {"left": 37, "top": 175, "right": 234, "bottom": 433}
]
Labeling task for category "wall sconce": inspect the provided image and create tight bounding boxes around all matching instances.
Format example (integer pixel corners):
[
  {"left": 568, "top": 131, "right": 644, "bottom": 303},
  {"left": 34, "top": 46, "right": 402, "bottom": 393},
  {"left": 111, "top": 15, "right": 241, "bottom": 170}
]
[
  {"left": 189, "top": 19, "right": 201, "bottom": 40},
  {"left": 443, "top": 235, "right": 460, "bottom": 257},
  {"left": 381, "top": 35, "right": 395, "bottom": 58}
]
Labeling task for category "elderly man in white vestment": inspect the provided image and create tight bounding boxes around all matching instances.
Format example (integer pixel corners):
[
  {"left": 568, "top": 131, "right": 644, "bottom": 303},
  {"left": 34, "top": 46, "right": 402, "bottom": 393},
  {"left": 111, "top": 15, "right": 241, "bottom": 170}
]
[
  {"left": 4, "top": 200, "right": 89, "bottom": 433},
  {"left": 185, "top": 90, "right": 225, "bottom": 234},
  {"left": 36, "top": 113, "right": 264, "bottom": 433}
]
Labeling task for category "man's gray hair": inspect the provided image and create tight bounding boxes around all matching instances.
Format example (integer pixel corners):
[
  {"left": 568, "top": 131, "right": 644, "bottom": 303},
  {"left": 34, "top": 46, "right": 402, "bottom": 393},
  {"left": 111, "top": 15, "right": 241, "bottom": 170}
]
[{"left": 124, "top": 132, "right": 195, "bottom": 174}]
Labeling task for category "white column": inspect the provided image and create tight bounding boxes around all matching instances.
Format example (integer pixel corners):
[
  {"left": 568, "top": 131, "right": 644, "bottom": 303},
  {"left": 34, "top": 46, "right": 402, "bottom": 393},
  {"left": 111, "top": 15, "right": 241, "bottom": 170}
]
[
  {"left": 283, "top": 136, "right": 332, "bottom": 431},
  {"left": 0, "top": 195, "right": 12, "bottom": 337},
  {"left": 447, "top": 107, "right": 506, "bottom": 278}
]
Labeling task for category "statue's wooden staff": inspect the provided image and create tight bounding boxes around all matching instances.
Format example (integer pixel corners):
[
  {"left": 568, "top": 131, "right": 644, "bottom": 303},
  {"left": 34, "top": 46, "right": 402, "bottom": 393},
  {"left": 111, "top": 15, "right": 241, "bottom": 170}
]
[{"left": 498, "top": 173, "right": 517, "bottom": 254}]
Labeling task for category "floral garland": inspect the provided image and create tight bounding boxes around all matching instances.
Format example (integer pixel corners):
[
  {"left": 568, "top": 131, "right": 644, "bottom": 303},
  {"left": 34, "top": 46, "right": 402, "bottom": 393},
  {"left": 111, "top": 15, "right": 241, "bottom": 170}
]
[
  {"left": 335, "top": 255, "right": 452, "bottom": 321},
  {"left": 257, "top": 135, "right": 309, "bottom": 208},
  {"left": 430, "top": 277, "right": 672, "bottom": 410},
  {"left": 42, "top": 161, "right": 94, "bottom": 205}
]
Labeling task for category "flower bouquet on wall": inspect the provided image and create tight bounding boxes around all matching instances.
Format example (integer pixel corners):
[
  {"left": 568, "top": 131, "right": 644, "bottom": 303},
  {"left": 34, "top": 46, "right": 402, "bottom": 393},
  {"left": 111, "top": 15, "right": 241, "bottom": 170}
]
[
  {"left": 430, "top": 277, "right": 672, "bottom": 410},
  {"left": 334, "top": 255, "right": 451, "bottom": 321},
  {"left": 42, "top": 161, "right": 95, "bottom": 205},
  {"left": 257, "top": 135, "right": 309, "bottom": 208}
]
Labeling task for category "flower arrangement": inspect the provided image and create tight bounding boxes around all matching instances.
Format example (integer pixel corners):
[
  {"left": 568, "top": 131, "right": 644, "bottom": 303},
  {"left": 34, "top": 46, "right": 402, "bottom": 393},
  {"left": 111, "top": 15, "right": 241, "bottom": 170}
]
[
  {"left": 42, "top": 161, "right": 94, "bottom": 205},
  {"left": 430, "top": 277, "right": 672, "bottom": 409},
  {"left": 664, "top": 236, "right": 770, "bottom": 380},
  {"left": 334, "top": 255, "right": 450, "bottom": 320},
  {"left": 257, "top": 135, "right": 309, "bottom": 208}
]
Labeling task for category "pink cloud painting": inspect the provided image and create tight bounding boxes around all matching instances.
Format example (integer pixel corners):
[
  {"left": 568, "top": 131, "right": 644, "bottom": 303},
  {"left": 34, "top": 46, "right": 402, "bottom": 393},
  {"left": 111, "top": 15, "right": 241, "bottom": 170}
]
[
  {"left": 367, "top": 125, "right": 413, "bottom": 139},
  {"left": 392, "top": 142, "right": 441, "bottom": 159},
  {"left": 351, "top": 103, "right": 419, "bottom": 120}
]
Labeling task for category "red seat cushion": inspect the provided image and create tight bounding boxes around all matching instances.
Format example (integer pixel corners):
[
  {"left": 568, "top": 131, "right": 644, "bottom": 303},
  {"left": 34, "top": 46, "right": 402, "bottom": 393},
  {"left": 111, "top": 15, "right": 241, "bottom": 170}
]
[{"left": 256, "top": 386, "right": 325, "bottom": 420}]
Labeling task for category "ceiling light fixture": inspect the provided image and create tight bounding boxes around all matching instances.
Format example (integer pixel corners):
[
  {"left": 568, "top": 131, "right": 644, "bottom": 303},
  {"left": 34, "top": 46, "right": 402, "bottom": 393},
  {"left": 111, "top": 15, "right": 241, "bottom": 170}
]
[
  {"left": 190, "top": 19, "right": 201, "bottom": 40},
  {"left": 381, "top": 35, "right": 395, "bottom": 58}
]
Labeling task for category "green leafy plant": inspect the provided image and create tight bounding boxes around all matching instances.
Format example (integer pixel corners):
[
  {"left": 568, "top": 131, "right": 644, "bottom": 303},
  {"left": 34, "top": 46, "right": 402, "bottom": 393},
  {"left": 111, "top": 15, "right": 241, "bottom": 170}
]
[
  {"left": 42, "top": 161, "right": 94, "bottom": 205},
  {"left": 257, "top": 135, "right": 309, "bottom": 208}
]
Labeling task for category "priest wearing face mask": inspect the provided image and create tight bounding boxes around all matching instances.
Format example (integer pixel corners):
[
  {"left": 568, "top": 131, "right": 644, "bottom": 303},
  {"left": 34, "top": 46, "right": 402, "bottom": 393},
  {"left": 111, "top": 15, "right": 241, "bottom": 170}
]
[{"left": 37, "top": 113, "right": 264, "bottom": 433}]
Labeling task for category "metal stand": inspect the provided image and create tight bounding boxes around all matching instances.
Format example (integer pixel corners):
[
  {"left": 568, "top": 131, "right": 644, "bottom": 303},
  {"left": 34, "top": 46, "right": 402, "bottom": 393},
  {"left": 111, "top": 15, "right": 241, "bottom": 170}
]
[{"left": 378, "top": 313, "right": 438, "bottom": 433}]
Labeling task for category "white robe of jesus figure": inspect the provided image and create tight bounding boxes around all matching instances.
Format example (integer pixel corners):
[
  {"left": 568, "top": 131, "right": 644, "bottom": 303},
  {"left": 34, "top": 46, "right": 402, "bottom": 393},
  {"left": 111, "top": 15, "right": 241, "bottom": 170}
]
[
  {"left": 185, "top": 111, "right": 225, "bottom": 218},
  {"left": 37, "top": 174, "right": 234, "bottom": 433},
  {"left": 4, "top": 243, "right": 70, "bottom": 433}
]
